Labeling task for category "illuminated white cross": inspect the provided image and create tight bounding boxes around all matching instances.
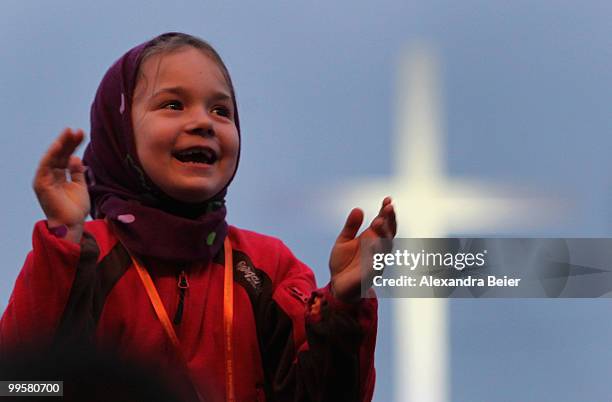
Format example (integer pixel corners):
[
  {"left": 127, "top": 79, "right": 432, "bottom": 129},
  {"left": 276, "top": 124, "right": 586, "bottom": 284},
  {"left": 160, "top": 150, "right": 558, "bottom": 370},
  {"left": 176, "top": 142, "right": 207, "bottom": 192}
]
[{"left": 331, "top": 44, "right": 563, "bottom": 402}]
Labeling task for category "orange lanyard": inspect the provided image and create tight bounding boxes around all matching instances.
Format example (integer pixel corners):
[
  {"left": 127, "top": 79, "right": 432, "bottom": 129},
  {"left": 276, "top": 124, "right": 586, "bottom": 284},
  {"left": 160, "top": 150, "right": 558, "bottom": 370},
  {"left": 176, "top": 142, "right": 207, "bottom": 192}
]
[{"left": 131, "top": 236, "right": 235, "bottom": 402}]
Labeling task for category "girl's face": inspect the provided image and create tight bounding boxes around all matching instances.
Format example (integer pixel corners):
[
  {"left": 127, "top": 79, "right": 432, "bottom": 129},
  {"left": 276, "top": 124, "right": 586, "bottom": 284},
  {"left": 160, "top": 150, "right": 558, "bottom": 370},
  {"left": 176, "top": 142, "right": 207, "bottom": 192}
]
[{"left": 131, "top": 47, "right": 239, "bottom": 203}]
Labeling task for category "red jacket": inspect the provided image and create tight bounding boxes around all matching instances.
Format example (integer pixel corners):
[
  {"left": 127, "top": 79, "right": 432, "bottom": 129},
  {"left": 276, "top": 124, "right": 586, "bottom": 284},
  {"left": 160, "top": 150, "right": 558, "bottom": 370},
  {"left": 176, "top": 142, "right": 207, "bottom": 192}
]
[{"left": 1, "top": 220, "right": 377, "bottom": 402}]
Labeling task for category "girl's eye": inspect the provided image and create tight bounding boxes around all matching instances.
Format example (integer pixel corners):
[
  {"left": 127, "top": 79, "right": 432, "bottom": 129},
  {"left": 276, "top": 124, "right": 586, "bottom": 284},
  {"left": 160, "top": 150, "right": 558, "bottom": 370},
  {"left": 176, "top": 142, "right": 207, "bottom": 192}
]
[
  {"left": 162, "top": 100, "right": 183, "bottom": 110},
  {"left": 211, "top": 106, "right": 231, "bottom": 118}
]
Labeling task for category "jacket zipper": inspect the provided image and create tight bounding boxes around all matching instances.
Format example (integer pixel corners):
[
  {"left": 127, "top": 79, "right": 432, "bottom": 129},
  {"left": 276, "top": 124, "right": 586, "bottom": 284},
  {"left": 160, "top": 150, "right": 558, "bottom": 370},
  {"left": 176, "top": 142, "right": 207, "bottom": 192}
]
[{"left": 173, "top": 270, "right": 189, "bottom": 325}]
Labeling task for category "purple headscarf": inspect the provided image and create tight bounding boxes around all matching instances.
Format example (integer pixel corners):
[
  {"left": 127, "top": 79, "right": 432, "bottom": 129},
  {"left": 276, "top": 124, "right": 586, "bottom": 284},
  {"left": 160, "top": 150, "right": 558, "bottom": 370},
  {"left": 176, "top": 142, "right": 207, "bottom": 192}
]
[{"left": 83, "top": 33, "right": 240, "bottom": 264}]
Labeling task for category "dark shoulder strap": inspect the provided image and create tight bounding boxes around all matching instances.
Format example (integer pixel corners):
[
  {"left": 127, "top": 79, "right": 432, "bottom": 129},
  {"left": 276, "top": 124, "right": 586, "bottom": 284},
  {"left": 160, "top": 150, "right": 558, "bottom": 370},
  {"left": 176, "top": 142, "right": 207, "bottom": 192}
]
[{"left": 55, "top": 234, "right": 131, "bottom": 344}]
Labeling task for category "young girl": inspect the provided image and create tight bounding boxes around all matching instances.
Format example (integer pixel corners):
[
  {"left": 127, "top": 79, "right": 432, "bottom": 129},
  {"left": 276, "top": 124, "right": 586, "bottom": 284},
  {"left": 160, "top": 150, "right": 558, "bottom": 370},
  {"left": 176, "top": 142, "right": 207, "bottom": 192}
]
[{"left": 0, "top": 33, "right": 396, "bottom": 402}]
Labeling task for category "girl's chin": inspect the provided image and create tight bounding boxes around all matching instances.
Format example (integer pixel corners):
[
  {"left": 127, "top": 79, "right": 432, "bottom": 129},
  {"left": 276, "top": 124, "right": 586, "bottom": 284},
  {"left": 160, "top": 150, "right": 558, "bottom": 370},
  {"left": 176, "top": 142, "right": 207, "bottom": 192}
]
[{"left": 162, "top": 181, "right": 226, "bottom": 204}]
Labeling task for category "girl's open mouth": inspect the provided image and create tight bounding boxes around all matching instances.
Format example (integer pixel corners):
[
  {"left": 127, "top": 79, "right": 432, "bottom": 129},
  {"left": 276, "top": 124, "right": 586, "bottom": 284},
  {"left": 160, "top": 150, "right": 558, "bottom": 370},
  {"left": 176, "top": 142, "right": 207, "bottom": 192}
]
[{"left": 173, "top": 147, "right": 218, "bottom": 165}]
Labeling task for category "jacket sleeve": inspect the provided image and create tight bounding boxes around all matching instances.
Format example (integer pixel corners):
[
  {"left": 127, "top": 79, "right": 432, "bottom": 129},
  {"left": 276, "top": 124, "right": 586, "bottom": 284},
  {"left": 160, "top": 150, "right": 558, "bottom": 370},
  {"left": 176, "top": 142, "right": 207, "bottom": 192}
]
[
  {"left": 0, "top": 221, "right": 94, "bottom": 354},
  {"left": 256, "top": 240, "right": 377, "bottom": 402}
]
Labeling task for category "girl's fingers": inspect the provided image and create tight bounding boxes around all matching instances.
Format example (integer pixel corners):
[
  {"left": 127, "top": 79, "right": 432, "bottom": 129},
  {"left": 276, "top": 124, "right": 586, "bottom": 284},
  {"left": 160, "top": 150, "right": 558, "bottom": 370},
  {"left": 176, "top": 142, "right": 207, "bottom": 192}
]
[
  {"left": 35, "top": 129, "right": 86, "bottom": 193},
  {"left": 55, "top": 130, "right": 84, "bottom": 167},
  {"left": 52, "top": 129, "right": 73, "bottom": 167},
  {"left": 384, "top": 204, "right": 397, "bottom": 237},
  {"left": 373, "top": 198, "right": 396, "bottom": 238},
  {"left": 39, "top": 128, "right": 84, "bottom": 171},
  {"left": 372, "top": 216, "right": 393, "bottom": 239},
  {"left": 366, "top": 218, "right": 391, "bottom": 255},
  {"left": 36, "top": 132, "right": 64, "bottom": 175},
  {"left": 376, "top": 196, "right": 392, "bottom": 217},
  {"left": 338, "top": 198, "right": 396, "bottom": 244},
  {"left": 39, "top": 129, "right": 70, "bottom": 168},
  {"left": 370, "top": 216, "right": 385, "bottom": 237},
  {"left": 337, "top": 208, "right": 364, "bottom": 242}
]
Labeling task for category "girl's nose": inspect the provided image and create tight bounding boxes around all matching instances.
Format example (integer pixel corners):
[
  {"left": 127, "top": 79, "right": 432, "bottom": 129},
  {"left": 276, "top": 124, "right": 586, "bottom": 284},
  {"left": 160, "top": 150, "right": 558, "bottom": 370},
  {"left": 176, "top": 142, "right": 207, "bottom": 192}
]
[{"left": 184, "top": 109, "right": 214, "bottom": 137}]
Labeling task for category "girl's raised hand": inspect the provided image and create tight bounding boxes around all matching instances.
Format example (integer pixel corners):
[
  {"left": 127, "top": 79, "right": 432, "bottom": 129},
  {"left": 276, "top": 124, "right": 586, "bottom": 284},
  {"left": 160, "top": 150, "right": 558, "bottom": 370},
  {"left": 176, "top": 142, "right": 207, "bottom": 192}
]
[
  {"left": 33, "top": 128, "right": 90, "bottom": 243},
  {"left": 329, "top": 197, "right": 397, "bottom": 302}
]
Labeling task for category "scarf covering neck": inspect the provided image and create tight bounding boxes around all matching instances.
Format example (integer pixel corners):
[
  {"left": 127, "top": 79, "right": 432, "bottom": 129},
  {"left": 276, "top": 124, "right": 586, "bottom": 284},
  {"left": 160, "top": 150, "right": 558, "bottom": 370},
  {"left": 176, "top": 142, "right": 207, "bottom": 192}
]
[{"left": 82, "top": 33, "right": 240, "bottom": 264}]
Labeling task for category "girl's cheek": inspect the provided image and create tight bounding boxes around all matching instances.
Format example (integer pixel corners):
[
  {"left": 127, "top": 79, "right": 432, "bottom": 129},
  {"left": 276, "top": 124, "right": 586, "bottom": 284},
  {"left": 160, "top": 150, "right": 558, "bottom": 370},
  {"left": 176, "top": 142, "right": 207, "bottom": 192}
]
[{"left": 220, "top": 130, "right": 239, "bottom": 154}]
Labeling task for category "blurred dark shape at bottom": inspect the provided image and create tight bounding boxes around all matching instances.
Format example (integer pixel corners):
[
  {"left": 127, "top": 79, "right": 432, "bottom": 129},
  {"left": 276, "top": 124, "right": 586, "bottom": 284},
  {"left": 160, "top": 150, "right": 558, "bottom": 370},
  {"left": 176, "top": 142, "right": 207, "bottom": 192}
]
[{"left": 0, "top": 342, "right": 184, "bottom": 402}]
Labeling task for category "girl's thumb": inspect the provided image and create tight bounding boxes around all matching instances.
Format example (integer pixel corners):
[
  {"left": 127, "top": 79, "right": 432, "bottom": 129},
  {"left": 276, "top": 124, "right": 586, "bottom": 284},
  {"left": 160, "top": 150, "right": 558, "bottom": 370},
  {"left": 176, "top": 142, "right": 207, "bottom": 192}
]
[{"left": 68, "top": 155, "right": 86, "bottom": 184}]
